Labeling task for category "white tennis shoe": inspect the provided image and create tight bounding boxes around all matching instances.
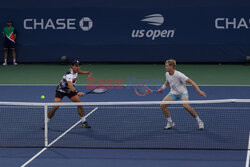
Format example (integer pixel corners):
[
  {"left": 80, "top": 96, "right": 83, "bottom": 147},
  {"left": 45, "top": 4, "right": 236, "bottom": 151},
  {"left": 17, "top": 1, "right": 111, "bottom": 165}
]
[
  {"left": 164, "top": 121, "right": 175, "bottom": 130},
  {"left": 198, "top": 120, "right": 204, "bottom": 130}
]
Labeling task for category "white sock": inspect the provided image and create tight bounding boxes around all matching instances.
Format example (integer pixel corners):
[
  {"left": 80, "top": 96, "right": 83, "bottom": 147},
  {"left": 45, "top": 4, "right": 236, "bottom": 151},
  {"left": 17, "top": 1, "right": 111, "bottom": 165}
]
[
  {"left": 196, "top": 116, "right": 201, "bottom": 122},
  {"left": 81, "top": 117, "right": 86, "bottom": 123},
  {"left": 13, "top": 58, "right": 16, "bottom": 63},
  {"left": 167, "top": 117, "right": 172, "bottom": 122},
  {"left": 4, "top": 59, "right": 7, "bottom": 63}
]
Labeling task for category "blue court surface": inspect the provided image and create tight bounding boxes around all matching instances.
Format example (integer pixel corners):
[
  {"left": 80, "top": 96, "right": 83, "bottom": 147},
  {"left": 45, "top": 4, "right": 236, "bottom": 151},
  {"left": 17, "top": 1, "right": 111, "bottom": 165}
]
[{"left": 0, "top": 85, "right": 249, "bottom": 167}]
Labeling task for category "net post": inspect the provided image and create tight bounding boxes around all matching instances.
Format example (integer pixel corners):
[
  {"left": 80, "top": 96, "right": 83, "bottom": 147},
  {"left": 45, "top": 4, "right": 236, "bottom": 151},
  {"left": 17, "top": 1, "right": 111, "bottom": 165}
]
[
  {"left": 245, "top": 132, "right": 250, "bottom": 167},
  {"left": 44, "top": 103, "right": 48, "bottom": 147}
]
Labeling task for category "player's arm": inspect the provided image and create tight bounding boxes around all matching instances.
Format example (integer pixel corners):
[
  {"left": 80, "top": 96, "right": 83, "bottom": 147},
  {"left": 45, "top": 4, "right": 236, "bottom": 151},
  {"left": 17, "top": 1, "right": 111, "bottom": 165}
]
[
  {"left": 157, "top": 81, "right": 169, "bottom": 93},
  {"left": 78, "top": 70, "right": 90, "bottom": 74},
  {"left": 78, "top": 70, "right": 93, "bottom": 77},
  {"left": 186, "top": 79, "right": 206, "bottom": 97},
  {"left": 67, "top": 81, "right": 84, "bottom": 96}
]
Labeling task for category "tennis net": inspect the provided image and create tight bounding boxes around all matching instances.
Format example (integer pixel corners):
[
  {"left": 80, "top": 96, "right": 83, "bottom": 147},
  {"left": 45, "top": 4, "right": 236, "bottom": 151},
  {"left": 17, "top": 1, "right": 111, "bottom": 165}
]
[{"left": 0, "top": 99, "right": 249, "bottom": 150}]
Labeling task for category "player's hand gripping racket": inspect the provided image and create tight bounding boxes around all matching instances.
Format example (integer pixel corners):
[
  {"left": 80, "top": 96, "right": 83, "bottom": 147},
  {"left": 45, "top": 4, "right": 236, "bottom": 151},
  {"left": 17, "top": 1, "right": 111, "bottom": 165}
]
[{"left": 134, "top": 84, "right": 157, "bottom": 96}]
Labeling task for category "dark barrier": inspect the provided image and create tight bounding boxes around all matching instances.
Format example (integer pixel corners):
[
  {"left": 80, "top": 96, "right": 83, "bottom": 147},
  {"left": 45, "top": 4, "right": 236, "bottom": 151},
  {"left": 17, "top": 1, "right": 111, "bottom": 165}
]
[{"left": 0, "top": 4, "right": 250, "bottom": 62}]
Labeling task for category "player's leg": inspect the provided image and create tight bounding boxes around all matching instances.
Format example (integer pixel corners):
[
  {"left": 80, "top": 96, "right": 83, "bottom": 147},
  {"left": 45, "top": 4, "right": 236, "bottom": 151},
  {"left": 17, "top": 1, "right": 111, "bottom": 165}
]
[
  {"left": 182, "top": 96, "right": 204, "bottom": 130},
  {"left": 70, "top": 94, "right": 91, "bottom": 128},
  {"left": 181, "top": 97, "right": 197, "bottom": 118},
  {"left": 42, "top": 97, "right": 62, "bottom": 130},
  {"left": 161, "top": 95, "right": 175, "bottom": 129},
  {"left": 160, "top": 96, "right": 172, "bottom": 118},
  {"left": 69, "top": 95, "right": 85, "bottom": 117},
  {"left": 47, "top": 97, "right": 62, "bottom": 119},
  {"left": 47, "top": 91, "right": 65, "bottom": 120}
]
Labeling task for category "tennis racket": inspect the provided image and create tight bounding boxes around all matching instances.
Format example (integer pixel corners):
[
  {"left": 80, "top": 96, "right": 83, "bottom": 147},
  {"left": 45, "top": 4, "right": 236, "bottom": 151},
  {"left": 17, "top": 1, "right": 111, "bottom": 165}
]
[
  {"left": 134, "top": 84, "right": 157, "bottom": 96},
  {"left": 85, "top": 87, "right": 109, "bottom": 94}
]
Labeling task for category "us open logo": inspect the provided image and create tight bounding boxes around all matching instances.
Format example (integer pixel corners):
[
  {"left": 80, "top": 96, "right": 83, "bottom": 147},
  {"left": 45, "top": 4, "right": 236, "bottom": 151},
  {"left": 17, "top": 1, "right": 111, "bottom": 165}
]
[
  {"left": 131, "top": 14, "right": 175, "bottom": 40},
  {"left": 141, "top": 14, "right": 164, "bottom": 26}
]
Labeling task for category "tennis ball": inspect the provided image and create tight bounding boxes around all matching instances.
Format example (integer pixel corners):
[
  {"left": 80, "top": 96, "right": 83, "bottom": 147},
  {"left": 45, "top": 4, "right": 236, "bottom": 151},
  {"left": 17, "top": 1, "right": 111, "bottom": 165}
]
[
  {"left": 41, "top": 95, "right": 45, "bottom": 99},
  {"left": 61, "top": 56, "right": 67, "bottom": 62}
]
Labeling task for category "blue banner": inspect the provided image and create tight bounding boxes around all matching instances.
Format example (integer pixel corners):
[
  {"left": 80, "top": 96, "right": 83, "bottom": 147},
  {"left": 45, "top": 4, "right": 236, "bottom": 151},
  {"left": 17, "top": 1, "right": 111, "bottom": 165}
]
[{"left": 0, "top": 6, "right": 250, "bottom": 62}]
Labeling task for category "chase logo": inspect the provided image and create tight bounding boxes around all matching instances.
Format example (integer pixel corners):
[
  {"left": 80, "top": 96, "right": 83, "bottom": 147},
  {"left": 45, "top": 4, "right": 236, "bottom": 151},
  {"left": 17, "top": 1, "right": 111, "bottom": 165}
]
[
  {"left": 23, "top": 17, "right": 93, "bottom": 31},
  {"left": 79, "top": 17, "right": 93, "bottom": 31},
  {"left": 131, "top": 13, "right": 175, "bottom": 40},
  {"left": 141, "top": 14, "right": 164, "bottom": 26}
]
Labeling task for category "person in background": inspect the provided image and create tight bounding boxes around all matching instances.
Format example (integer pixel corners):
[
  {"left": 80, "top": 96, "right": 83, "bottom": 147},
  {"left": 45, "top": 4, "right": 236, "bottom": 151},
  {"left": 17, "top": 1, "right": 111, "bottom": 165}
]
[{"left": 2, "top": 20, "right": 17, "bottom": 66}]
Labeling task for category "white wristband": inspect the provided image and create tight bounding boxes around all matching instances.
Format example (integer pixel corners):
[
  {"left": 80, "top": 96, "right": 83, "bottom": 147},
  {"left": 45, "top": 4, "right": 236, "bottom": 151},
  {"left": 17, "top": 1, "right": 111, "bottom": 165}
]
[{"left": 161, "top": 84, "right": 166, "bottom": 90}]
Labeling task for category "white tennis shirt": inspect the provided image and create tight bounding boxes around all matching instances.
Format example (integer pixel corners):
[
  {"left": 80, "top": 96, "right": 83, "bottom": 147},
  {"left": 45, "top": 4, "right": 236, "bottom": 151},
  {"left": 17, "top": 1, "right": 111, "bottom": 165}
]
[{"left": 166, "top": 70, "right": 189, "bottom": 95}]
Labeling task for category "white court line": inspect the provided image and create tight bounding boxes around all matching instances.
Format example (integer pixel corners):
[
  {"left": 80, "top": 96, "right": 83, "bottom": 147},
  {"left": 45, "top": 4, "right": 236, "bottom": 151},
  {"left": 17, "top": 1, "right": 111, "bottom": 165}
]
[
  {"left": 246, "top": 132, "right": 250, "bottom": 167},
  {"left": 20, "top": 107, "right": 98, "bottom": 167}
]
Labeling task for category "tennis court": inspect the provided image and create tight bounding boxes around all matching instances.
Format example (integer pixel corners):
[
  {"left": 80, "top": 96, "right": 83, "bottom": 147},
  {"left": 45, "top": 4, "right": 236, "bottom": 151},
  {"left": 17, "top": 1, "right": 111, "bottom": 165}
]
[
  {"left": 1, "top": 0, "right": 250, "bottom": 165},
  {"left": 0, "top": 64, "right": 249, "bottom": 167}
]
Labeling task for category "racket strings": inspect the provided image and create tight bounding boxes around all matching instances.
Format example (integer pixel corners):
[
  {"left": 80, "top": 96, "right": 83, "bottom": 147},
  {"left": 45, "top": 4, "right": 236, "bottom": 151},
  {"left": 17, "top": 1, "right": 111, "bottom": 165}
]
[
  {"left": 92, "top": 88, "right": 108, "bottom": 93},
  {"left": 135, "top": 85, "right": 150, "bottom": 96}
]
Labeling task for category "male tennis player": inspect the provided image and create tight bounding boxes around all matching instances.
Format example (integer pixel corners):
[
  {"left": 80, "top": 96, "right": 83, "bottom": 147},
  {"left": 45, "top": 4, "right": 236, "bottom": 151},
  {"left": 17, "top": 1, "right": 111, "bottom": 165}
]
[
  {"left": 158, "top": 59, "right": 206, "bottom": 130},
  {"left": 44, "top": 60, "right": 92, "bottom": 129}
]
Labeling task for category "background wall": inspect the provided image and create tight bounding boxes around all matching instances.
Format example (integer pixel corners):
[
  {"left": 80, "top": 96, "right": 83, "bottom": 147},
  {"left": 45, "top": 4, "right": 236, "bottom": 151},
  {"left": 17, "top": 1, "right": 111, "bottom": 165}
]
[{"left": 1, "top": 0, "right": 250, "bottom": 63}]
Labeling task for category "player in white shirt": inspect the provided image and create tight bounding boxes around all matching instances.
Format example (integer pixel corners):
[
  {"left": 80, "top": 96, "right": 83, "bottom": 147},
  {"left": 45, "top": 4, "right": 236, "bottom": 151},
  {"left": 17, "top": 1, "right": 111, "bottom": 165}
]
[{"left": 158, "top": 59, "right": 206, "bottom": 130}]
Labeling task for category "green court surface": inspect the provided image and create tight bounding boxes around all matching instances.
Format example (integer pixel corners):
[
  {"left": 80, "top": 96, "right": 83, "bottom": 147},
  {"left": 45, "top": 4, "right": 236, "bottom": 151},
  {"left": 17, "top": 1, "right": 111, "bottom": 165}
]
[{"left": 0, "top": 64, "right": 249, "bottom": 85}]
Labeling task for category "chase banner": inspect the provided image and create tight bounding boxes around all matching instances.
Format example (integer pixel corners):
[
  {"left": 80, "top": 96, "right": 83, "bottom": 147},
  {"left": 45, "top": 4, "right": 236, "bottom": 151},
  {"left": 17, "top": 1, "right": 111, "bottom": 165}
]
[{"left": 0, "top": 7, "right": 249, "bottom": 62}]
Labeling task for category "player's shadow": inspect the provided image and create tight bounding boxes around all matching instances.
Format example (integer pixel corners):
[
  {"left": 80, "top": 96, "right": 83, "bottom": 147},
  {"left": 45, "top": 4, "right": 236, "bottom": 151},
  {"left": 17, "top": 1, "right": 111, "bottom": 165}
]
[
  {"left": 47, "top": 124, "right": 226, "bottom": 148},
  {"left": 46, "top": 120, "right": 238, "bottom": 149}
]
